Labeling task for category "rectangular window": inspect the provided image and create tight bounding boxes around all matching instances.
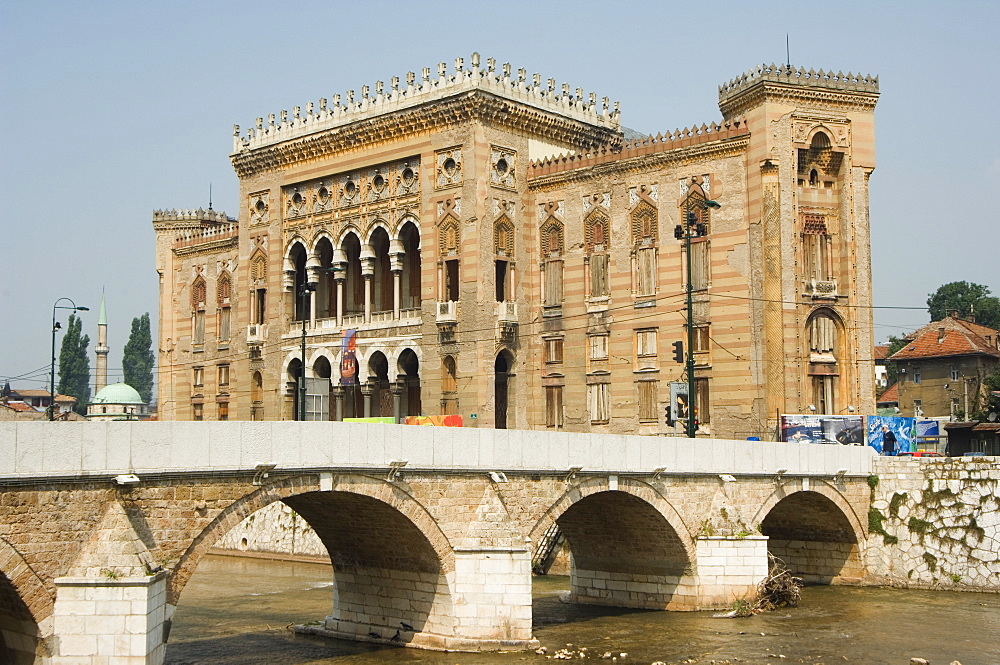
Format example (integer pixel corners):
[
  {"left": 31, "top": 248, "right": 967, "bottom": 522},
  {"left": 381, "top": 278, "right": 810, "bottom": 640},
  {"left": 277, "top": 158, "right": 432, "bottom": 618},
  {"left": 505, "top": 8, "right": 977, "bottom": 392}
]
[
  {"left": 193, "top": 403, "right": 203, "bottom": 421},
  {"left": 638, "top": 380, "right": 658, "bottom": 422},
  {"left": 588, "top": 382, "right": 610, "bottom": 423},
  {"left": 544, "top": 259, "right": 563, "bottom": 307},
  {"left": 495, "top": 260, "right": 509, "bottom": 302},
  {"left": 694, "top": 377, "right": 711, "bottom": 424},
  {"left": 255, "top": 289, "right": 267, "bottom": 324},
  {"left": 445, "top": 259, "right": 460, "bottom": 301},
  {"left": 193, "top": 310, "right": 206, "bottom": 345},
  {"left": 803, "top": 233, "right": 831, "bottom": 281},
  {"left": 913, "top": 399, "right": 922, "bottom": 417},
  {"left": 545, "top": 337, "right": 564, "bottom": 365},
  {"left": 193, "top": 366, "right": 204, "bottom": 388},
  {"left": 950, "top": 365, "right": 959, "bottom": 381},
  {"left": 545, "top": 385, "right": 563, "bottom": 427},
  {"left": 812, "top": 375, "right": 835, "bottom": 415},
  {"left": 217, "top": 402, "right": 229, "bottom": 421},
  {"left": 913, "top": 367, "right": 921, "bottom": 384},
  {"left": 219, "top": 306, "right": 231, "bottom": 342},
  {"left": 589, "top": 253, "right": 609, "bottom": 298},
  {"left": 636, "top": 329, "right": 657, "bottom": 357},
  {"left": 693, "top": 326, "right": 710, "bottom": 354},
  {"left": 691, "top": 241, "right": 709, "bottom": 291},
  {"left": 589, "top": 334, "right": 609, "bottom": 361},
  {"left": 951, "top": 397, "right": 961, "bottom": 418},
  {"left": 635, "top": 247, "right": 656, "bottom": 296},
  {"left": 218, "top": 364, "right": 230, "bottom": 388}
]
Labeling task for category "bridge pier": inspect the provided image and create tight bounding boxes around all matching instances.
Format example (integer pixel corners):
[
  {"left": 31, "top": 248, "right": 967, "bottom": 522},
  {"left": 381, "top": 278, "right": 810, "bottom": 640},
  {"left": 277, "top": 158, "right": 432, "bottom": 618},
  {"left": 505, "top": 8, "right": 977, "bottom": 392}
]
[
  {"left": 571, "top": 536, "right": 769, "bottom": 611},
  {"left": 51, "top": 573, "right": 167, "bottom": 665},
  {"left": 310, "top": 547, "right": 536, "bottom": 651}
]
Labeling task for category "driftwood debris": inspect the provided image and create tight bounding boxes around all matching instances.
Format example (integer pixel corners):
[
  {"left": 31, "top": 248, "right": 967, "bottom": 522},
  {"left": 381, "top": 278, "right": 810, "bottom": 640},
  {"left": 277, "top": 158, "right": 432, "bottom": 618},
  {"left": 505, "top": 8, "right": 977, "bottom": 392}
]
[{"left": 716, "top": 553, "right": 803, "bottom": 618}]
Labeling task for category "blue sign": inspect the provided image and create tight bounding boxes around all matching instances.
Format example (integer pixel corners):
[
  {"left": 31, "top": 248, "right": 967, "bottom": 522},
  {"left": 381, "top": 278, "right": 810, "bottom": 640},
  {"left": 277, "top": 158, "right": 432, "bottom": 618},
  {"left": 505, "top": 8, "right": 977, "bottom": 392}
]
[{"left": 866, "top": 416, "right": 916, "bottom": 455}]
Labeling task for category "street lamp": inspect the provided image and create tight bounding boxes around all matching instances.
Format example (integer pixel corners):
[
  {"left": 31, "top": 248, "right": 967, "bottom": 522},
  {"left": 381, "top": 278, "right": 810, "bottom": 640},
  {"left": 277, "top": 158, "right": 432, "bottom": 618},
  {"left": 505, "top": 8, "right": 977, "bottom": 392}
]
[
  {"left": 674, "top": 198, "right": 720, "bottom": 438},
  {"left": 298, "top": 281, "right": 318, "bottom": 421},
  {"left": 50, "top": 298, "right": 89, "bottom": 421}
]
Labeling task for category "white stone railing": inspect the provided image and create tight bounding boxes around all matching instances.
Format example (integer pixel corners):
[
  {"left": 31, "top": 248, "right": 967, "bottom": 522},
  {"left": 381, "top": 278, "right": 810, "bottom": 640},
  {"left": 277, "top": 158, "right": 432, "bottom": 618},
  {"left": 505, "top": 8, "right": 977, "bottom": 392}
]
[
  {"left": 0, "top": 421, "right": 876, "bottom": 478},
  {"left": 232, "top": 53, "right": 620, "bottom": 154}
]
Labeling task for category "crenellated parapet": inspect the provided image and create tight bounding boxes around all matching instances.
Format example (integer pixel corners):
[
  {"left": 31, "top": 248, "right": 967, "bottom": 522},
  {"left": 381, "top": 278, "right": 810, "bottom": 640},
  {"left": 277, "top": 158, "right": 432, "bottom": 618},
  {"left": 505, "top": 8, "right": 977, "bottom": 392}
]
[
  {"left": 152, "top": 208, "right": 238, "bottom": 251},
  {"left": 719, "top": 64, "right": 879, "bottom": 118},
  {"left": 231, "top": 52, "right": 621, "bottom": 155},
  {"left": 153, "top": 208, "right": 235, "bottom": 225},
  {"left": 528, "top": 117, "right": 748, "bottom": 179},
  {"left": 171, "top": 222, "right": 238, "bottom": 250}
]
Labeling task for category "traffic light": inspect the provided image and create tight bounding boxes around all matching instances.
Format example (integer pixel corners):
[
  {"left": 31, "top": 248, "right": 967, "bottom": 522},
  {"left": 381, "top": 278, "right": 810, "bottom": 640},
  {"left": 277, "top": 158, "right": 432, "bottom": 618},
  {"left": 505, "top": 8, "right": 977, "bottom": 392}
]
[
  {"left": 664, "top": 405, "right": 673, "bottom": 426},
  {"left": 674, "top": 224, "right": 684, "bottom": 240},
  {"left": 686, "top": 211, "right": 698, "bottom": 225},
  {"left": 672, "top": 340, "right": 684, "bottom": 364}
]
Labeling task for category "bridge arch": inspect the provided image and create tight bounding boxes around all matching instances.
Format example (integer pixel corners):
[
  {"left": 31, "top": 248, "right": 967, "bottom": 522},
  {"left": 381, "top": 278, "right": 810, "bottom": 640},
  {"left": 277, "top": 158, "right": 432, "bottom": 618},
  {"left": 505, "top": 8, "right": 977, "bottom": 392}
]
[
  {"left": 0, "top": 538, "right": 50, "bottom": 664},
  {"left": 170, "top": 474, "right": 457, "bottom": 645},
  {"left": 751, "top": 482, "right": 866, "bottom": 584},
  {"left": 531, "top": 477, "right": 696, "bottom": 609}
]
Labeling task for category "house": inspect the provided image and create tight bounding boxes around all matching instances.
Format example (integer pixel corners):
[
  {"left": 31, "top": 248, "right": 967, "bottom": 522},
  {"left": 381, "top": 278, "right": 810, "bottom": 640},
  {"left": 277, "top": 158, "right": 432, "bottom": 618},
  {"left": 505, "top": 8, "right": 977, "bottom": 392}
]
[{"left": 890, "top": 315, "right": 1000, "bottom": 419}]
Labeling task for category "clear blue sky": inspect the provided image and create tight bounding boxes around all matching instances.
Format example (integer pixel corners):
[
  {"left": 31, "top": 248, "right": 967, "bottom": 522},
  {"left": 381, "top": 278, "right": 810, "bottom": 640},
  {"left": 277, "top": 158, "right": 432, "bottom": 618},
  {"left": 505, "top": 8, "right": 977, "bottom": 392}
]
[{"left": 2, "top": 0, "right": 998, "bottom": 391}]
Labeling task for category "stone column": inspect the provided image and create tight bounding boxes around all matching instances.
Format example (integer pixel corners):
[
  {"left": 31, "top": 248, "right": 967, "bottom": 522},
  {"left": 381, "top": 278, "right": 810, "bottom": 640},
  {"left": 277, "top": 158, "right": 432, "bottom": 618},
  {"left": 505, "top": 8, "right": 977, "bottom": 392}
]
[
  {"left": 391, "top": 378, "right": 405, "bottom": 423},
  {"left": 361, "top": 244, "right": 375, "bottom": 324},
  {"left": 332, "top": 385, "right": 344, "bottom": 421},
  {"left": 361, "top": 381, "right": 374, "bottom": 418},
  {"left": 52, "top": 573, "right": 168, "bottom": 665},
  {"left": 335, "top": 277, "right": 345, "bottom": 327},
  {"left": 389, "top": 239, "right": 404, "bottom": 319}
]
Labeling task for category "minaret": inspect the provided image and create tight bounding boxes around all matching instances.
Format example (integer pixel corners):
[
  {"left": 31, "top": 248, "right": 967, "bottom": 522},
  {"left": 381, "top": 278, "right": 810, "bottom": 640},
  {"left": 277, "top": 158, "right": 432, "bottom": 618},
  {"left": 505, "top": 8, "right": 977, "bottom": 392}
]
[{"left": 95, "top": 291, "right": 109, "bottom": 393}]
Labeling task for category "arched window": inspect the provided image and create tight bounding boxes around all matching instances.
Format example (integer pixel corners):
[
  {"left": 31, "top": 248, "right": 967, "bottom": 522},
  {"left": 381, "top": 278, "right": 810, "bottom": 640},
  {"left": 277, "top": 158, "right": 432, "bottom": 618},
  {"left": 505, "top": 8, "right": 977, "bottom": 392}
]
[
  {"left": 631, "top": 200, "right": 658, "bottom": 297},
  {"left": 441, "top": 355, "right": 458, "bottom": 415},
  {"left": 585, "top": 212, "right": 609, "bottom": 299},
  {"left": 439, "top": 216, "right": 460, "bottom": 302},
  {"left": 807, "top": 311, "right": 841, "bottom": 414},
  {"left": 249, "top": 251, "right": 268, "bottom": 326},
  {"left": 399, "top": 221, "right": 421, "bottom": 311},
  {"left": 288, "top": 243, "right": 308, "bottom": 321},
  {"left": 217, "top": 273, "right": 231, "bottom": 342},
  {"left": 370, "top": 226, "right": 392, "bottom": 313},
  {"left": 191, "top": 277, "right": 207, "bottom": 345}
]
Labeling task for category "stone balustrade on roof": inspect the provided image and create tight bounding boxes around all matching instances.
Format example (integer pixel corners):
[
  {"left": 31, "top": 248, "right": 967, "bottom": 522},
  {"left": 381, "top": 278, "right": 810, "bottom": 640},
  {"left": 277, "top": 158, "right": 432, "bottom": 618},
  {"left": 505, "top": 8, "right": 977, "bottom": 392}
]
[
  {"left": 170, "top": 222, "right": 239, "bottom": 249},
  {"left": 528, "top": 118, "right": 748, "bottom": 178},
  {"left": 718, "top": 63, "right": 879, "bottom": 105},
  {"left": 232, "top": 53, "right": 621, "bottom": 154}
]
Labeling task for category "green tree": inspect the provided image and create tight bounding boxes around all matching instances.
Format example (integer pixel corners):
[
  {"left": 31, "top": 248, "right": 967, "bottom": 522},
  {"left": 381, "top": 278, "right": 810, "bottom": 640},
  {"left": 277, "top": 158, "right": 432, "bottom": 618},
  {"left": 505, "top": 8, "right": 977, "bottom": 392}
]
[
  {"left": 926, "top": 281, "right": 1000, "bottom": 329},
  {"left": 57, "top": 313, "right": 90, "bottom": 415},
  {"left": 123, "top": 312, "right": 155, "bottom": 404},
  {"left": 883, "top": 335, "right": 908, "bottom": 388},
  {"left": 973, "top": 367, "right": 1000, "bottom": 421}
]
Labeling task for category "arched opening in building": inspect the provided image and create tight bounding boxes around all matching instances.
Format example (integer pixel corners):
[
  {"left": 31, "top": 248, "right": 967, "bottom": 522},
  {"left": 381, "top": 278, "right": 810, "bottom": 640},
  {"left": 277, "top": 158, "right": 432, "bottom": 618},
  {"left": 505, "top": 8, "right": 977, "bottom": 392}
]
[
  {"left": 251, "top": 370, "right": 263, "bottom": 420},
  {"left": 315, "top": 236, "right": 337, "bottom": 320},
  {"left": 313, "top": 356, "right": 332, "bottom": 421},
  {"left": 342, "top": 232, "right": 363, "bottom": 317},
  {"left": 494, "top": 351, "right": 512, "bottom": 429},
  {"left": 536, "top": 489, "right": 691, "bottom": 610},
  {"left": 399, "top": 221, "right": 421, "bottom": 311},
  {"left": 441, "top": 355, "right": 458, "bottom": 415},
  {"left": 288, "top": 242, "right": 308, "bottom": 321},
  {"left": 368, "top": 352, "right": 392, "bottom": 418},
  {"left": 759, "top": 490, "right": 862, "bottom": 584},
  {"left": 370, "top": 226, "right": 392, "bottom": 314},
  {"left": 0, "top": 570, "right": 40, "bottom": 665},
  {"left": 806, "top": 309, "right": 844, "bottom": 414},
  {"left": 398, "top": 348, "right": 421, "bottom": 418},
  {"left": 287, "top": 358, "right": 302, "bottom": 421},
  {"left": 167, "top": 484, "right": 456, "bottom": 658}
]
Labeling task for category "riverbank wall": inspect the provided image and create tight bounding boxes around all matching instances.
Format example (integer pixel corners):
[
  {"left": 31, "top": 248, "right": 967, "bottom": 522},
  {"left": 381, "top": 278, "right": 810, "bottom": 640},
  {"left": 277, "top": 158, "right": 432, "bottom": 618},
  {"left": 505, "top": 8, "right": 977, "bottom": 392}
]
[
  {"left": 867, "top": 456, "right": 1000, "bottom": 591},
  {"left": 212, "top": 457, "right": 1000, "bottom": 591}
]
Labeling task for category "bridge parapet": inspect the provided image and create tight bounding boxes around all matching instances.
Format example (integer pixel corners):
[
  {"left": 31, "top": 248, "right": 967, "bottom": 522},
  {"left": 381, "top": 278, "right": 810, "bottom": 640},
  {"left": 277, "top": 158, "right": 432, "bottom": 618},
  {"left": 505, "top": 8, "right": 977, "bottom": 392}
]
[{"left": 1, "top": 421, "right": 874, "bottom": 479}]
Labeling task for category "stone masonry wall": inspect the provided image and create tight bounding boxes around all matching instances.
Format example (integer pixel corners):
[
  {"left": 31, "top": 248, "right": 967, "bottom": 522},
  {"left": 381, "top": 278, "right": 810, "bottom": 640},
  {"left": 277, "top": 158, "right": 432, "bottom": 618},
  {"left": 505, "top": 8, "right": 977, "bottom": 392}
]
[
  {"left": 215, "top": 502, "right": 326, "bottom": 559},
  {"left": 868, "top": 457, "right": 1000, "bottom": 591}
]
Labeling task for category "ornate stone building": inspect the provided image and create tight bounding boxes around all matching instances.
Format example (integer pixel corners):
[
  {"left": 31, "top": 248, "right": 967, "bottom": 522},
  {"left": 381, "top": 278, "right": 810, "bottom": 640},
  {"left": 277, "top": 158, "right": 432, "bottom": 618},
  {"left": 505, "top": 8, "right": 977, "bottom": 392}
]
[{"left": 153, "top": 56, "right": 879, "bottom": 438}]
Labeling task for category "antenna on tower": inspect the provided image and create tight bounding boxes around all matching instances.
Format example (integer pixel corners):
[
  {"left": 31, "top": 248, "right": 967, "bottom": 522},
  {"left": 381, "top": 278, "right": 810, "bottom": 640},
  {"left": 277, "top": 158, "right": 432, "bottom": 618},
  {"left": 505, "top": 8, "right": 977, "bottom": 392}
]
[
  {"left": 208, "top": 183, "right": 213, "bottom": 211},
  {"left": 786, "top": 34, "right": 790, "bottom": 69}
]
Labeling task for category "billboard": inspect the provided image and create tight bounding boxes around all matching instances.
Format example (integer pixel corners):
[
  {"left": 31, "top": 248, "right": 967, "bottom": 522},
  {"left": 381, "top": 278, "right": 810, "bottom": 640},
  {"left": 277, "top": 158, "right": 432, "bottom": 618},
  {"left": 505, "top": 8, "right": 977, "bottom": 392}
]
[
  {"left": 405, "top": 415, "right": 463, "bottom": 427},
  {"left": 867, "top": 416, "right": 916, "bottom": 455},
  {"left": 344, "top": 417, "right": 395, "bottom": 424},
  {"left": 780, "top": 414, "right": 865, "bottom": 445},
  {"left": 669, "top": 382, "right": 689, "bottom": 423},
  {"left": 339, "top": 329, "right": 358, "bottom": 386}
]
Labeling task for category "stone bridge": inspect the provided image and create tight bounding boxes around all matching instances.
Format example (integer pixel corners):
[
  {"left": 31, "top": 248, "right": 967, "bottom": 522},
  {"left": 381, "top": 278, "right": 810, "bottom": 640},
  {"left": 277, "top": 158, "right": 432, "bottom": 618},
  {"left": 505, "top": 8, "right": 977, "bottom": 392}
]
[{"left": 0, "top": 422, "right": 875, "bottom": 664}]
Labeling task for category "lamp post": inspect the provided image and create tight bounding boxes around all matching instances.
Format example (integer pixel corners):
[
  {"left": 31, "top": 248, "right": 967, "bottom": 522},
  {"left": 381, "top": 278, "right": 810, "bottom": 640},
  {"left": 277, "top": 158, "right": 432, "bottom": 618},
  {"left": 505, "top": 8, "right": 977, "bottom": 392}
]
[
  {"left": 298, "top": 281, "right": 318, "bottom": 421},
  {"left": 675, "top": 198, "right": 720, "bottom": 438},
  {"left": 50, "top": 298, "right": 89, "bottom": 421}
]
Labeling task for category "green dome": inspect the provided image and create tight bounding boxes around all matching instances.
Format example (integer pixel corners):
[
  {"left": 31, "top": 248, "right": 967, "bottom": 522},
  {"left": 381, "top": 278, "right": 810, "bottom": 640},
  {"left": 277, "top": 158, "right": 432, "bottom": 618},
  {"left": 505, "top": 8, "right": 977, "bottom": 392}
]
[{"left": 92, "top": 382, "right": 144, "bottom": 405}]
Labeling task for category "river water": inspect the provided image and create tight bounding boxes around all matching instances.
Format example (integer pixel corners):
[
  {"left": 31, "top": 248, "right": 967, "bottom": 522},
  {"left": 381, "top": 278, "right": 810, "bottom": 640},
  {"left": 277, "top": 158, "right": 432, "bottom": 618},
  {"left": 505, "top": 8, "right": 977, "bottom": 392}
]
[{"left": 166, "top": 554, "right": 1000, "bottom": 665}]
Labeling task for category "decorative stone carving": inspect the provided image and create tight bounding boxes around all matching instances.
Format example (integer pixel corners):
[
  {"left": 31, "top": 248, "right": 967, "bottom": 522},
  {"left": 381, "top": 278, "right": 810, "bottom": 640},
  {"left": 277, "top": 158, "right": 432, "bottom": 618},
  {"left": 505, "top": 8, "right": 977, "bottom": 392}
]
[
  {"left": 249, "top": 192, "right": 269, "bottom": 226},
  {"left": 436, "top": 147, "right": 463, "bottom": 189},
  {"left": 286, "top": 187, "right": 307, "bottom": 217},
  {"left": 490, "top": 146, "right": 516, "bottom": 190}
]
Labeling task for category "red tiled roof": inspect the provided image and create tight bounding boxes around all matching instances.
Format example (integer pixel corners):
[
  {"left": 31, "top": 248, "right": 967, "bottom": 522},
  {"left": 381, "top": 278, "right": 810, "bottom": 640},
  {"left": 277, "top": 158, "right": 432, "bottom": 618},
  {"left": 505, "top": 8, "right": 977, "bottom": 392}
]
[
  {"left": 4, "top": 401, "right": 37, "bottom": 412},
  {"left": 877, "top": 383, "right": 898, "bottom": 403},
  {"left": 890, "top": 316, "right": 1000, "bottom": 361},
  {"left": 10, "top": 389, "right": 77, "bottom": 402},
  {"left": 874, "top": 345, "right": 890, "bottom": 360}
]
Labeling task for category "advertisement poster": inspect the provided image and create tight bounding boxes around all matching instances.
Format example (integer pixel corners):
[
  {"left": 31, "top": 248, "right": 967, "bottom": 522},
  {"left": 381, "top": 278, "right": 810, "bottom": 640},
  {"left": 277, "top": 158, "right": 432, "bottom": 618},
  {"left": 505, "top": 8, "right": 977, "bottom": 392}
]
[
  {"left": 867, "top": 416, "right": 916, "bottom": 455},
  {"left": 339, "top": 329, "right": 358, "bottom": 386},
  {"left": 343, "top": 417, "right": 395, "bottom": 424},
  {"left": 780, "top": 414, "right": 865, "bottom": 445},
  {"left": 669, "top": 382, "right": 689, "bottom": 423},
  {"left": 405, "top": 415, "right": 463, "bottom": 427}
]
